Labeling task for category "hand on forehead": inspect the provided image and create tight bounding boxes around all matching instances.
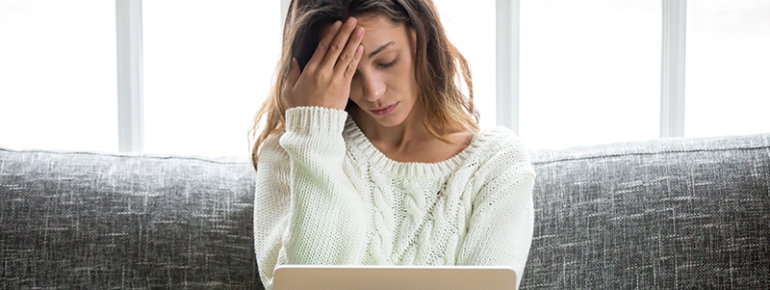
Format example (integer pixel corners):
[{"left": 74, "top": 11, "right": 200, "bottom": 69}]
[{"left": 321, "top": 15, "right": 406, "bottom": 59}]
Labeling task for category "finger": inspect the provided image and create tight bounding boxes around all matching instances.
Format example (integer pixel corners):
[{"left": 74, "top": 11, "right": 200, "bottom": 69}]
[
  {"left": 320, "top": 17, "right": 357, "bottom": 72},
  {"left": 305, "top": 20, "right": 343, "bottom": 72},
  {"left": 334, "top": 27, "right": 364, "bottom": 80},
  {"left": 286, "top": 58, "right": 300, "bottom": 89},
  {"left": 343, "top": 45, "right": 364, "bottom": 82}
]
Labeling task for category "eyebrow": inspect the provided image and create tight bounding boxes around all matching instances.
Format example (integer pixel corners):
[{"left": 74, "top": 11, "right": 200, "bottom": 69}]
[{"left": 368, "top": 41, "right": 395, "bottom": 58}]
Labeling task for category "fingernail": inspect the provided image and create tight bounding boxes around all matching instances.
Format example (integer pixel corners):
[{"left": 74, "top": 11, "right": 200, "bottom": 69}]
[
  {"left": 355, "top": 27, "right": 364, "bottom": 37},
  {"left": 333, "top": 20, "right": 342, "bottom": 29}
]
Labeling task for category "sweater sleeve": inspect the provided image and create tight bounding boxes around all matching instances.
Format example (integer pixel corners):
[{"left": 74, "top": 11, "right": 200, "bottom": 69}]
[
  {"left": 456, "top": 136, "right": 536, "bottom": 289},
  {"left": 253, "top": 106, "right": 368, "bottom": 290}
]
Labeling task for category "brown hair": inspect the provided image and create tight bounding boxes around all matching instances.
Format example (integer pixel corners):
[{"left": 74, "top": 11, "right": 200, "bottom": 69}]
[{"left": 248, "top": 0, "right": 478, "bottom": 171}]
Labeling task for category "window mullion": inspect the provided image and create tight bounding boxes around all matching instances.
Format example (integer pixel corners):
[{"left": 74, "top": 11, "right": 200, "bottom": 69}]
[
  {"left": 116, "top": 0, "right": 144, "bottom": 152},
  {"left": 281, "top": 0, "right": 290, "bottom": 31},
  {"left": 496, "top": 0, "right": 520, "bottom": 135},
  {"left": 660, "top": 0, "right": 686, "bottom": 138}
]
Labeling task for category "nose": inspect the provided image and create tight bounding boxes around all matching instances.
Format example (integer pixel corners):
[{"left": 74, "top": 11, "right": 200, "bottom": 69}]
[{"left": 361, "top": 73, "right": 386, "bottom": 102}]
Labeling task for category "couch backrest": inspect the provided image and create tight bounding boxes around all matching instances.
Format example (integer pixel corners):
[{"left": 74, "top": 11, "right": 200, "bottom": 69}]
[
  {"left": 522, "top": 133, "right": 770, "bottom": 289},
  {"left": 0, "top": 150, "right": 261, "bottom": 289},
  {"left": 1, "top": 133, "right": 769, "bottom": 289}
]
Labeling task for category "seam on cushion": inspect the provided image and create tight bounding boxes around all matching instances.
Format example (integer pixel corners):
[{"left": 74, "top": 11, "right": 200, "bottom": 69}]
[
  {"left": 0, "top": 147, "right": 246, "bottom": 165},
  {"left": 532, "top": 145, "right": 770, "bottom": 166}
]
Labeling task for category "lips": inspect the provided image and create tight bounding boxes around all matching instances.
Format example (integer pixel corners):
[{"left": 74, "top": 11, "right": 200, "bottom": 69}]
[{"left": 370, "top": 102, "right": 399, "bottom": 116}]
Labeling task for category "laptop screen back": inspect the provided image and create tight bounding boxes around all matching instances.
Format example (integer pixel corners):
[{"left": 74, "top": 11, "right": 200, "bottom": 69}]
[{"left": 273, "top": 265, "right": 517, "bottom": 290}]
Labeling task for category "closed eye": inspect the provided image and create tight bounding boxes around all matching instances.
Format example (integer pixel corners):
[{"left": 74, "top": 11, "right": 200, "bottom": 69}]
[
  {"left": 381, "top": 58, "right": 398, "bottom": 68},
  {"left": 353, "top": 57, "right": 399, "bottom": 78}
]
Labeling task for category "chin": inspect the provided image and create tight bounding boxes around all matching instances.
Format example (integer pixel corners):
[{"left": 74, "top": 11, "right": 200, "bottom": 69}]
[{"left": 371, "top": 113, "right": 406, "bottom": 127}]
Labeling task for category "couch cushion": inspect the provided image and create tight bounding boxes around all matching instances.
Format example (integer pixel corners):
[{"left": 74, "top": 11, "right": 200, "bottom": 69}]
[
  {"left": 521, "top": 133, "right": 770, "bottom": 289},
  {"left": 0, "top": 149, "right": 262, "bottom": 289}
]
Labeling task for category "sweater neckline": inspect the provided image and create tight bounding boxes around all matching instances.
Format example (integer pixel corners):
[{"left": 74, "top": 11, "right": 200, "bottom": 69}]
[{"left": 343, "top": 116, "right": 492, "bottom": 178}]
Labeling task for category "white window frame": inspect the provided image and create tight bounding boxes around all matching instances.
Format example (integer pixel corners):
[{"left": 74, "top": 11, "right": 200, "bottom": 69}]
[
  {"left": 116, "top": 0, "right": 144, "bottom": 153},
  {"left": 660, "top": 0, "right": 687, "bottom": 138},
  {"left": 496, "top": 0, "right": 521, "bottom": 135},
  {"left": 281, "top": 0, "right": 290, "bottom": 30}
]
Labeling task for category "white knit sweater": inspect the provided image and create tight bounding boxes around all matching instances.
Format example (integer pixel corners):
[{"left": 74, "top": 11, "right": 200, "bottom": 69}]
[{"left": 254, "top": 106, "right": 536, "bottom": 289}]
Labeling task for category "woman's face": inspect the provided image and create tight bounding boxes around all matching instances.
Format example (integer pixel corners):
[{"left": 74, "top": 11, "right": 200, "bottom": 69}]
[{"left": 323, "top": 15, "right": 419, "bottom": 127}]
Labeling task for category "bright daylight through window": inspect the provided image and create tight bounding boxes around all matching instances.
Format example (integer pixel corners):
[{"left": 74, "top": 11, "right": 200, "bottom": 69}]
[{"left": 0, "top": 0, "right": 768, "bottom": 156}]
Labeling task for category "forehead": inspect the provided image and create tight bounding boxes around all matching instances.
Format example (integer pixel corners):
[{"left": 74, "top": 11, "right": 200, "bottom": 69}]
[
  {"left": 320, "top": 15, "right": 408, "bottom": 54},
  {"left": 355, "top": 14, "right": 402, "bottom": 36}
]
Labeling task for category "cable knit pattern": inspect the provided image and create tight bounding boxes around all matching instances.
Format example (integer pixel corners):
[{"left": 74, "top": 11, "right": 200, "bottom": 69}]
[{"left": 254, "top": 106, "right": 536, "bottom": 290}]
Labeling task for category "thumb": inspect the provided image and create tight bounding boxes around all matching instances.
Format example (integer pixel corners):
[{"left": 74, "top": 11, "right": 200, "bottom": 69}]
[{"left": 286, "top": 58, "right": 301, "bottom": 89}]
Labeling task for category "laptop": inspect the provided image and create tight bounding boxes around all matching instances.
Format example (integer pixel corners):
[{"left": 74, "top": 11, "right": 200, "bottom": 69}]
[{"left": 273, "top": 265, "right": 517, "bottom": 290}]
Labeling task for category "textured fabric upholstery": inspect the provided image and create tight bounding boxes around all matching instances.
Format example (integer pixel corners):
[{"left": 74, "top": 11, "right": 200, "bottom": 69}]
[
  {"left": 522, "top": 133, "right": 770, "bottom": 289},
  {"left": 1, "top": 133, "right": 769, "bottom": 289},
  {"left": 0, "top": 150, "right": 261, "bottom": 289}
]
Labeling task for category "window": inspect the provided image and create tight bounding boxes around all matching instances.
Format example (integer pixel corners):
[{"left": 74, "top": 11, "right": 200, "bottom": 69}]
[
  {"left": 2, "top": 1, "right": 768, "bottom": 157},
  {"left": 519, "top": 0, "right": 662, "bottom": 150},
  {"left": 142, "top": 0, "right": 280, "bottom": 157},
  {"left": 0, "top": 0, "right": 118, "bottom": 153},
  {"left": 435, "top": 0, "right": 497, "bottom": 129},
  {"left": 685, "top": 0, "right": 770, "bottom": 137}
]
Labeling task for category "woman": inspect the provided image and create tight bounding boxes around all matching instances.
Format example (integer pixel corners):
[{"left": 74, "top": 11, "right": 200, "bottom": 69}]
[{"left": 249, "top": 0, "right": 536, "bottom": 289}]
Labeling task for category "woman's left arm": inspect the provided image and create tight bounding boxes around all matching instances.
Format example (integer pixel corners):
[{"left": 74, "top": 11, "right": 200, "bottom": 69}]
[{"left": 456, "top": 141, "right": 536, "bottom": 289}]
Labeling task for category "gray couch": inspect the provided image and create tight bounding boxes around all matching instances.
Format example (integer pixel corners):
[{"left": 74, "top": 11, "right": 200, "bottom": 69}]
[{"left": 2, "top": 133, "right": 768, "bottom": 289}]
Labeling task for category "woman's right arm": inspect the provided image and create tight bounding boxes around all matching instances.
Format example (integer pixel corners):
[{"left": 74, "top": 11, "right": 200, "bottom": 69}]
[
  {"left": 254, "top": 106, "right": 369, "bottom": 290},
  {"left": 254, "top": 17, "right": 368, "bottom": 289}
]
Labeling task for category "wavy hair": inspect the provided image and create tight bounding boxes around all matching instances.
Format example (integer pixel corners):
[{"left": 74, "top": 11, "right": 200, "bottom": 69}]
[{"left": 249, "top": 0, "right": 478, "bottom": 171}]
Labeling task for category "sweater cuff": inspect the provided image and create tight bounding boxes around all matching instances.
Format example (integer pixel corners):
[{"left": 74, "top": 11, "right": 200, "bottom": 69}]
[{"left": 285, "top": 106, "right": 348, "bottom": 135}]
